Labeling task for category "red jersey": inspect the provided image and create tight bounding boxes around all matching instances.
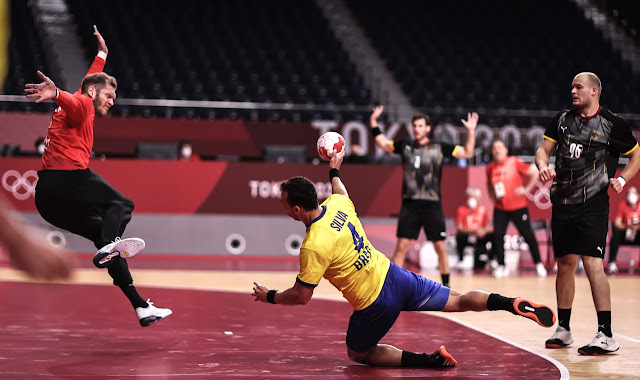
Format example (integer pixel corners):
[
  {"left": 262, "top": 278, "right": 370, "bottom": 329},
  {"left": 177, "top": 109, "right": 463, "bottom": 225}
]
[
  {"left": 456, "top": 204, "right": 489, "bottom": 232},
  {"left": 41, "top": 56, "right": 106, "bottom": 171},
  {"left": 616, "top": 201, "right": 640, "bottom": 226},
  {"left": 486, "top": 156, "right": 531, "bottom": 211}
]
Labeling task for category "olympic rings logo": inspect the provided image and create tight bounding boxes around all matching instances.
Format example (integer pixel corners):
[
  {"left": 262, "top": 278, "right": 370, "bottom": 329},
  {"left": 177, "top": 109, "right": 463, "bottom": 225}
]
[
  {"left": 2, "top": 170, "right": 39, "bottom": 200},
  {"left": 526, "top": 180, "right": 552, "bottom": 210}
]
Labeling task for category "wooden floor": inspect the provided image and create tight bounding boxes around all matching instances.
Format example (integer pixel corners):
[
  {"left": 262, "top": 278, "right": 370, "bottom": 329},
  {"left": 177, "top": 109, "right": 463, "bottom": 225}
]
[{"left": 1, "top": 261, "right": 639, "bottom": 379}]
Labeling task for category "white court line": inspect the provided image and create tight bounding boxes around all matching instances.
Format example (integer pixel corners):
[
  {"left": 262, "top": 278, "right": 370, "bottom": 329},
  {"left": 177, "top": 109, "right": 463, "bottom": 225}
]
[
  {"left": 615, "top": 333, "right": 640, "bottom": 343},
  {"left": 427, "top": 312, "right": 570, "bottom": 380}
]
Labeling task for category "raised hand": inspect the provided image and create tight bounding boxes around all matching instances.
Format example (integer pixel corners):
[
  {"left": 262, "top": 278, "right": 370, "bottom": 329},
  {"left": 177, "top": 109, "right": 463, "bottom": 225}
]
[
  {"left": 24, "top": 71, "right": 57, "bottom": 103},
  {"left": 93, "top": 25, "right": 108, "bottom": 55},
  {"left": 370, "top": 105, "right": 384, "bottom": 123},
  {"left": 461, "top": 112, "right": 479, "bottom": 130}
]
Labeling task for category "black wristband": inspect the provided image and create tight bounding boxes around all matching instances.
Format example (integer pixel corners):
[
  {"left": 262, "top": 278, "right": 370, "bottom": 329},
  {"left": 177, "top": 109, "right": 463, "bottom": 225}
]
[
  {"left": 329, "top": 168, "right": 340, "bottom": 180},
  {"left": 267, "top": 289, "right": 277, "bottom": 304},
  {"left": 371, "top": 126, "right": 382, "bottom": 138}
]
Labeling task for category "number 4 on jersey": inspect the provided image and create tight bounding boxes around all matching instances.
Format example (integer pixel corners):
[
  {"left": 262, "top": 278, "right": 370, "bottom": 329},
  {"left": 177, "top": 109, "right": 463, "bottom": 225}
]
[{"left": 348, "top": 222, "right": 364, "bottom": 253}]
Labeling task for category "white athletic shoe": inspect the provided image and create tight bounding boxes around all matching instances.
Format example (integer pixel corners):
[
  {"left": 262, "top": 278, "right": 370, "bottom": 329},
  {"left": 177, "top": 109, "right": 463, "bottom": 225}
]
[
  {"left": 489, "top": 259, "right": 499, "bottom": 270},
  {"left": 136, "top": 299, "right": 173, "bottom": 327},
  {"left": 536, "top": 263, "right": 548, "bottom": 277},
  {"left": 493, "top": 265, "right": 509, "bottom": 278},
  {"left": 545, "top": 326, "right": 574, "bottom": 348},
  {"left": 93, "top": 237, "right": 145, "bottom": 268},
  {"left": 578, "top": 331, "right": 619, "bottom": 355},
  {"left": 608, "top": 262, "right": 619, "bottom": 275}
]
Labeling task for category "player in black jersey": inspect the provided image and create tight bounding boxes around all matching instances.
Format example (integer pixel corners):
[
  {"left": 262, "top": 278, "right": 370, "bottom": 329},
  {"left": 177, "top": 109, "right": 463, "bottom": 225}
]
[
  {"left": 370, "top": 106, "right": 478, "bottom": 287},
  {"left": 535, "top": 72, "right": 640, "bottom": 355}
]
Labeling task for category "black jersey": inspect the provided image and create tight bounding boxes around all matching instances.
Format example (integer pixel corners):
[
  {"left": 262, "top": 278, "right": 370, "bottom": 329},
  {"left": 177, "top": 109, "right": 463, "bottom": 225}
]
[
  {"left": 392, "top": 139, "right": 458, "bottom": 201},
  {"left": 544, "top": 107, "right": 638, "bottom": 204}
]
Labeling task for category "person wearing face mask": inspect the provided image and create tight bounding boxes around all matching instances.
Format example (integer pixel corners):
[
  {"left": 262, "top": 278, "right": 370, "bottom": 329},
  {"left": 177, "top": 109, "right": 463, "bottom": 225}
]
[
  {"left": 486, "top": 139, "right": 547, "bottom": 278},
  {"left": 607, "top": 186, "right": 640, "bottom": 274},
  {"left": 455, "top": 187, "right": 493, "bottom": 270},
  {"left": 34, "top": 137, "right": 46, "bottom": 156},
  {"left": 178, "top": 139, "right": 200, "bottom": 162}
]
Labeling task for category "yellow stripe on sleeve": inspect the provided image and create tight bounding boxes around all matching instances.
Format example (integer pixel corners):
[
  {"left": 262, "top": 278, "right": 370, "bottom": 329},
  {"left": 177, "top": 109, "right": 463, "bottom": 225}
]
[
  {"left": 543, "top": 135, "right": 558, "bottom": 143},
  {"left": 623, "top": 143, "right": 639, "bottom": 156}
]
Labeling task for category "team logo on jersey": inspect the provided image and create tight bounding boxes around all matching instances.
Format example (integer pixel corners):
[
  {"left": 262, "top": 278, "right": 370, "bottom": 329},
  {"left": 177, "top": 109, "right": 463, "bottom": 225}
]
[
  {"left": 559, "top": 125, "right": 567, "bottom": 134},
  {"left": 590, "top": 129, "right": 600, "bottom": 141}
]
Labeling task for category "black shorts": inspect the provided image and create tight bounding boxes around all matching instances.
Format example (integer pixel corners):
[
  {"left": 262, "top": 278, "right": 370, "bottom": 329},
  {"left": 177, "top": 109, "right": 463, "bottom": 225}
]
[
  {"left": 551, "top": 191, "right": 609, "bottom": 258},
  {"left": 396, "top": 199, "right": 447, "bottom": 241}
]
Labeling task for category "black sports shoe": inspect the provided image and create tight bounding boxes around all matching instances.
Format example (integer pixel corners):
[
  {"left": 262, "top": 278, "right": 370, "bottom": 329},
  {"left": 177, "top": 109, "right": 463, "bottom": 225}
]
[
  {"left": 425, "top": 346, "right": 457, "bottom": 368},
  {"left": 513, "top": 298, "right": 556, "bottom": 327}
]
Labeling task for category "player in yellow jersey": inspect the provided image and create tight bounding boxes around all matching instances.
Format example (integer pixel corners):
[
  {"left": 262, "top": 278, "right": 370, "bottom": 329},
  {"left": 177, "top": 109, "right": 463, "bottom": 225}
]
[{"left": 252, "top": 150, "right": 556, "bottom": 368}]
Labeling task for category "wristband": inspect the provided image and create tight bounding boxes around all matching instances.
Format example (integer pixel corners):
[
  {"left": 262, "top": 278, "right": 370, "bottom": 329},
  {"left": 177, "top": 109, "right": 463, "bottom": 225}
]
[
  {"left": 54, "top": 88, "right": 59, "bottom": 100},
  {"left": 371, "top": 126, "right": 382, "bottom": 138},
  {"left": 266, "top": 290, "right": 277, "bottom": 304},
  {"left": 617, "top": 176, "right": 626, "bottom": 188},
  {"left": 329, "top": 168, "right": 340, "bottom": 180},
  {"left": 97, "top": 51, "right": 108, "bottom": 60}
]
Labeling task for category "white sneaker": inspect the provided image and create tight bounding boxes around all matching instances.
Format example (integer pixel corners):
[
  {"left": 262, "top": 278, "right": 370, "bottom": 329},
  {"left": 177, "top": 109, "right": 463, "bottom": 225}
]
[
  {"left": 493, "top": 265, "right": 509, "bottom": 278},
  {"left": 536, "top": 263, "right": 548, "bottom": 277},
  {"left": 608, "top": 262, "right": 619, "bottom": 274},
  {"left": 93, "top": 237, "right": 146, "bottom": 268},
  {"left": 136, "top": 299, "right": 173, "bottom": 327},
  {"left": 545, "top": 326, "right": 573, "bottom": 348},
  {"left": 489, "top": 259, "right": 499, "bottom": 270},
  {"left": 578, "top": 331, "right": 619, "bottom": 355}
]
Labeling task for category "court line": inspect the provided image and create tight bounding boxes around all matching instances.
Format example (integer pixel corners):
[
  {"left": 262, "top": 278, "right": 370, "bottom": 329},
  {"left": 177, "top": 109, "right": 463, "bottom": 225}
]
[
  {"left": 615, "top": 333, "right": 640, "bottom": 343},
  {"left": 428, "top": 312, "right": 570, "bottom": 380}
]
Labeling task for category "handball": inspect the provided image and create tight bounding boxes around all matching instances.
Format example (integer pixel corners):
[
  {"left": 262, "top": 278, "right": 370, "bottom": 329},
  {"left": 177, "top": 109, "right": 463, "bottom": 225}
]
[{"left": 316, "top": 131, "right": 345, "bottom": 161}]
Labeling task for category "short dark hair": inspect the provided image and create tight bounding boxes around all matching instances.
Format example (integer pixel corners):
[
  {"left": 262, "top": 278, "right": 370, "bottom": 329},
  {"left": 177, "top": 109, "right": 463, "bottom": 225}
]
[
  {"left": 411, "top": 113, "right": 431, "bottom": 125},
  {"left": 491, "top": 138, "right": 506, "bottom": 148},
  {"left": 81, "top": 72, "right": 117, "bottom": 94},
  {"left": 280, "top": 176, "right": 318, "bottom": 211}
]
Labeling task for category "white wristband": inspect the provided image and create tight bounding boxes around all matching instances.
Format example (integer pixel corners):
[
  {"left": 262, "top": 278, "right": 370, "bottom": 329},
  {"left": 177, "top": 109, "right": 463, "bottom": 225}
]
[
  {"left": 54, "top": 88, "right": 59, "bottom": 100},
  {"left": 617, "top": 176, "right": 626, "bottom": 188},
  {"left": 97, "top": 51, "right": 107, "bottom": 60}
]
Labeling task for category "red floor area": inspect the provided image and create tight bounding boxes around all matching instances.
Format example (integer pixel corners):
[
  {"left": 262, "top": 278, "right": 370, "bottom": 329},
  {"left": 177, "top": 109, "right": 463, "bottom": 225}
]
[{"left": 0, "top": 282, "right": 561, "bottom": 379}]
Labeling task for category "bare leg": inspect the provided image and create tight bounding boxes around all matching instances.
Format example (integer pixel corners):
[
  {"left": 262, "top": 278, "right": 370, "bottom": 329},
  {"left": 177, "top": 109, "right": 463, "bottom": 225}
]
[
  {"left": 582, "top": 256, "right": 611, "bottom": 311},
  {"left": 348, "top": 344, "right": 403, "bottom": 367},
  {"left": 391, "top": 238, "right": 411, "bottom": 267},
  {"left": 556, "top": 255, "right": 578, "bottom": 309},
  {"left": 441, "top": 289, "right": 490, "bottom": 312},
  {"left": 434, "top": 240, "right": 450, "bottom": 274}
]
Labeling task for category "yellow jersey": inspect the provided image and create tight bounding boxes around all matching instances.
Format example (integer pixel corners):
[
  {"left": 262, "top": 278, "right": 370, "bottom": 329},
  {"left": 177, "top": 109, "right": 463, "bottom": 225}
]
[{"left": 296, "top": 194, "right": 391, "bottom": 310}]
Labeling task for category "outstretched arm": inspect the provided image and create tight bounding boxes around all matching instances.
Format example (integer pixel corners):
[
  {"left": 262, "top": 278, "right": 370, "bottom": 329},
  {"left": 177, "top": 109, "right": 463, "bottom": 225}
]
[
  {"left": 454, "top": 112, "right": 478, "bottom": 159},
  {"left": 370, "top": 105, "right": 394, "bottom": 153},
  {"left": 24, "top": 71, "right": 58, "bottom": 103},
  {"left": 252, "top": 280, "right": 314, "bottom": 305},
  {"left": 0, "top": 196, "right": 73, "bottom": 281},
  {"left": 79, "top": 25, "right": 109, "bottom": 91}
]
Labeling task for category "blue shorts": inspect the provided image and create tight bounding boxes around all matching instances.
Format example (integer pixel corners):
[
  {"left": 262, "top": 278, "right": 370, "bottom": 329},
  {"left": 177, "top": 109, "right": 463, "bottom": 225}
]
[{"left": 345, "top": 262, "right": 450, "bottom": 353}]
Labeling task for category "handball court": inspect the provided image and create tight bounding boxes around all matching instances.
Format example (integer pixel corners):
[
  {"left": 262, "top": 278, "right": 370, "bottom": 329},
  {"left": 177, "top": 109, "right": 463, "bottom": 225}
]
[{"left": 1, "top": 254, "right": 639, "bottom": 379}]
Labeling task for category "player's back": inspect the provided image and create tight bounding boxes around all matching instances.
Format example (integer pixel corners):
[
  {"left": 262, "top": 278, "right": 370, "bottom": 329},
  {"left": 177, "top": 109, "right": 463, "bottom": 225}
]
[{"left": 302, "top": 194, "right": 390, "bottom": 310}]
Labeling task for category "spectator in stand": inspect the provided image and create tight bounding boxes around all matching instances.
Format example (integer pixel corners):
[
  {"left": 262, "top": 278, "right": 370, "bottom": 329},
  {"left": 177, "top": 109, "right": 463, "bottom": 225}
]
[
  {"left": 486, "top": 139, "right": 547, "bottom": 278},
  {"left": 455, "top": 187, "right": 493, "bottom": 269},
  {"left": 607, "top": 185, "right": 640, "bottom": 274},
  {"left": 178, "top": 139, "right": 200, "bottom": 162}
]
